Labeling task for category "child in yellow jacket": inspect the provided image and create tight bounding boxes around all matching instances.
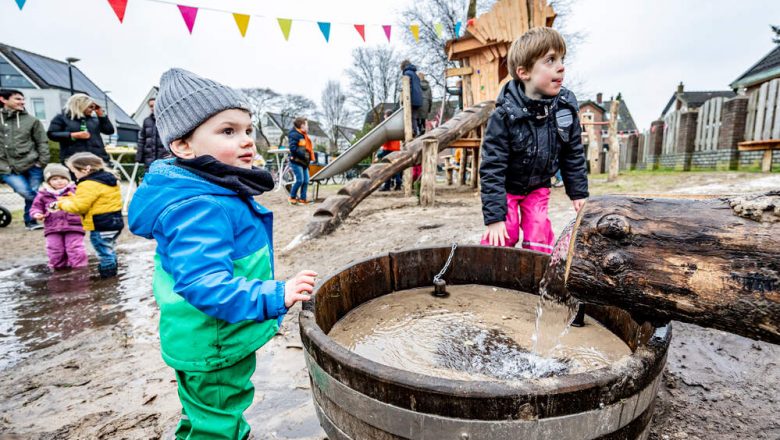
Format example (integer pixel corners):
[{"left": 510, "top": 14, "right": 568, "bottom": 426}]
[{"left": 55, "top": 152, "right": 124, "bottom": 277}]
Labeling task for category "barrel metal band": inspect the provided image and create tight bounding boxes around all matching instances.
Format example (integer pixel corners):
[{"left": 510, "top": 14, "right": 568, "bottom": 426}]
[{"left": 305, "top": 351, "right": 660, "bottom": 440}]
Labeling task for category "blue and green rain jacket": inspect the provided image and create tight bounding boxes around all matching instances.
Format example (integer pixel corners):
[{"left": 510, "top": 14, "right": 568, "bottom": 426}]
[{"left": 128, "top": 159, "right": 286, "bottom": 372}]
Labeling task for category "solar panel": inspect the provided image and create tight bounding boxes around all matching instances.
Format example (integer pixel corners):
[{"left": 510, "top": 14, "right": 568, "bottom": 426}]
[{"left": 12, "top": 49, "right": 137, "bottom": 127}]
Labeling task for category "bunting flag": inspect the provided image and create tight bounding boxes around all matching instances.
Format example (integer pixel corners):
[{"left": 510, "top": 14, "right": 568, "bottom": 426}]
[
  {"left": 277, "top": 18, "right": 292, "bottom": 40},
  {"left": 354, "top": 24, "right": 366, "bottom": 42},
  {"left": 382, "top": 25, "right": 392, "bottom": 42},
  {"left": 454, "top": 21, "right": 462, "bottom": 37},
  {"left": 409, "top": 24, "right": 420, "bottom": 42},
  {"left": 107, "top": 0, "right": 128, "bottom": 23},
  {"left": 317, "top": 22, "right": 331, "bottom": 42},
  {"left": 14, "top": 0, "right": 25, "bottom": 10},
  {"left": 434, "top": 22, "right": 443, "bottom": 38},
  {"left": 233, "top": 13, "right": 249, "bottom": 37},
  {"left": 177, "top": 5, "right": 198, "bottom": 34}
]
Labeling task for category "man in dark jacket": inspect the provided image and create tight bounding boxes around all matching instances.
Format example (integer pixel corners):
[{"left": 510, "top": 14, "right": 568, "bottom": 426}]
[
  {"left": 400, "top": 60, "right": 423, "bottom": 136},
  {"left": 0, "top": 89, "right": 49, "bottom": 230},
  {"left": 416, "top": 72, "right": 433, "bottom": 135},
  {"left": 136, "top": 98, "right": 170, "bottom": 169}
]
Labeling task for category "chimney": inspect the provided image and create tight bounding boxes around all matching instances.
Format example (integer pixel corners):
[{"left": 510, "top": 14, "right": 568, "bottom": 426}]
[
  {"left": 596, "top": 92, "right": 603, "bottom": 104},
  {"left": 677, "top": 82, "right": 684, "bottom": 94},
  {"left": 675, "top": 82, "right": 684, "bottom": 111}
]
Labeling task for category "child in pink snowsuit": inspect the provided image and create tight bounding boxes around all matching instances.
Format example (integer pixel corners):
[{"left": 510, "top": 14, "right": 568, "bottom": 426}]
[
  {"left": 480, "top": 28, "right": 589, "bottom": 253},
  {"left": 29, "top": 164, "right": 87, "bottom": 269}
]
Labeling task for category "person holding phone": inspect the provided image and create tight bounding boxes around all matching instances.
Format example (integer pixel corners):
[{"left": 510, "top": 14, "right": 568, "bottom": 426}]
[{"left": 47, "top": 93, "right": 114, "bottom": 165}]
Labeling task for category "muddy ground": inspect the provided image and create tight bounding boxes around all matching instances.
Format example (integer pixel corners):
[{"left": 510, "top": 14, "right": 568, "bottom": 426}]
[{"left": 0, "top": 171, "right": 778, "bottom": 439}]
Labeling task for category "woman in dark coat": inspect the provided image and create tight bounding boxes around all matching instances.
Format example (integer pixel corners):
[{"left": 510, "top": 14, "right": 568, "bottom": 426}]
[{"left": 47, "top": 93, "right": 114, "bottom": 165}]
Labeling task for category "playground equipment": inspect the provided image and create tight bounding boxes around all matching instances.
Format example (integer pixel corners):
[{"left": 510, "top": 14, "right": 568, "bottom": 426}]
[
  {"left": 563, "top": 192, "right": 780, "bottom": 344},
  {"left": 300, "top": 245, "right": 670, "bottom": 439},
  {"left": 0, "top": 204, "right": 11, "bottom": 227}
]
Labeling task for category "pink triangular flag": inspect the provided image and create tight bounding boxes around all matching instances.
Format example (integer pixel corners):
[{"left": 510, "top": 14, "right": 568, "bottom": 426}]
[
  {"left": 177, "top": 5, "right": 198, "bottom": 34},
  {"left": 382, "top": 25, "right": 392, "bottom": 42},
  {"left": 107, "top": 0, "right": 128, "bottom": 23},
  {"left": 354, "top": 24, "right": 366, "bottom": 42}
]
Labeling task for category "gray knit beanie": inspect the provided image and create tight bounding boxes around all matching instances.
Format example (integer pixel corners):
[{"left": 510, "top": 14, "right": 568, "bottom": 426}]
[
  {"left": 154, "top": 68, "right": 251, "bottom": 147},
  {"left": 43, "top": 163, "right": 71, "bottom": 183}
]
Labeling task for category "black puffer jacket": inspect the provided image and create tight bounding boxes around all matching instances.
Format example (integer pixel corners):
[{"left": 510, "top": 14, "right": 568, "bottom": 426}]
[
  {"left": 136, "top": 114, "right": 170, "bottom": 168},
  {"left": 47, "top": 112, "right": 114, "bottom": 165},
  {"left": 479, "top": 80, "right": 589, "bottom": 225}
]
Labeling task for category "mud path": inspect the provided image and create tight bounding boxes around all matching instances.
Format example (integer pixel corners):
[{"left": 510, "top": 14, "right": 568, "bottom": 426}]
[{"left": 0, "top": 171, "right": 778, "bottom": 439}]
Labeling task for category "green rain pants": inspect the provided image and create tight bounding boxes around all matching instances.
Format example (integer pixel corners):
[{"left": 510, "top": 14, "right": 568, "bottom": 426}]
[{"left": 174, "top": 353, "right": 256, "bottom": 440}]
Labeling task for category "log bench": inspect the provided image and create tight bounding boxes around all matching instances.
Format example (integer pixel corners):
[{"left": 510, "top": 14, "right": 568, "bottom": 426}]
[{"left": 738, "top": 139, "right": 780, "bottom": 172}]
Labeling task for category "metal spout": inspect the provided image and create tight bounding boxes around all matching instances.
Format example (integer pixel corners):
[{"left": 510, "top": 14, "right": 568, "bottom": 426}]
[{"left": 433, "top": 279, "right": 449, "bottom": 297}]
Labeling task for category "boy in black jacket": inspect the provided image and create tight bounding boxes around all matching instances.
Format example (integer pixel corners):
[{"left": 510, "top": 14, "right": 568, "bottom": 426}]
[{"left": 480, "top": 27, "right": 588, "bottom": 252}]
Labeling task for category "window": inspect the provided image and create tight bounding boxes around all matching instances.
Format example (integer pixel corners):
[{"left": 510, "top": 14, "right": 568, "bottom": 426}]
[
  {"left": 31, "top": 98, "right": 45, "bottom": 119},
  {"left": 0, "top": 58, "right": 34, "bottom": 89}
]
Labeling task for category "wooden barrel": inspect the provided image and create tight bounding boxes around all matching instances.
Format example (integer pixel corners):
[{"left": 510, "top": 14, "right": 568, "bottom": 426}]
[{"left": 299, "top": 246, "right": 671, "bottom": 440}]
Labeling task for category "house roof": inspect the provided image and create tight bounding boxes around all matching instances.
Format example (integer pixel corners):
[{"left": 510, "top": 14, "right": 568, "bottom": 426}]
[
  {"left": 0, "top": 42, "right": 139, "bottom": 130},
  {"left": 601, "top": 100, "right": 638, "bottom": 132},
  {"left": 731, "top": 45, "right": 780, "bottom": 90},
  {"left": 578, "top": 100, "right": 606, "bottom": 113},
  {"left": 661, "top": 90, "right": 736, "bottom": 117}
]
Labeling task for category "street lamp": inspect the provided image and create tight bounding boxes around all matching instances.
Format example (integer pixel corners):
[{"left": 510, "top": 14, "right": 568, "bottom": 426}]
[{"left": 65, "top": 57, "right": 80, "bottom": 95}]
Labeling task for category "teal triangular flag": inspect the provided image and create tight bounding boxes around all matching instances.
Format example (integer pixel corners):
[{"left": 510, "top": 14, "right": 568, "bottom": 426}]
[
  {"left": 317, "top": 22, "right": 331, "bottom": 42},
  {"left": 454, "top": 21, "right": 462, "bottom": 37},
  {"left": 15, "top": 0, "right": 26, "bottom": 10}
]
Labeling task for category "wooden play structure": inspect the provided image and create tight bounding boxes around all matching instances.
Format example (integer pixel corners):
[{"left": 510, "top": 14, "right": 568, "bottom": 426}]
[{"left": 297, "top": 0, "right": 558, "bottom": 242}]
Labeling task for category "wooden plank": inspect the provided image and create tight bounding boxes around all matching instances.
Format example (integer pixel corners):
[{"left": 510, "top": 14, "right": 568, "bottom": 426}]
[
  {"left": 706, "top": 99, "right": 716, "bottom": 150},
  {"left": 773, "top": 79, "right": 780, "bottom": 139},
  {"left": 449, "top": 37, "right": 486, "bottom": 56},
  {"left": 695, "top": 100, "right": 705, "bottom": 151},
  {"left": 754, "top": 81, "right": 768, "bottom": 140},
  {"left": 449, "top": 138, "right": 482, "bottom": 148},
  {"left": 762, "top": 150, "right": 773, "bottom": 172},
  {"left": 737, "top": 139, "right": 780, "bottom": 150},
  {"left": 445, "top": 66, "right": 474, "bottom": 77},
  {"left": 713, "top": 97, "right": 722, "bottom": 150},
  {"left": 402, "top": 76, "right": 413, "bottom": 197},
  {"left": 763, "top": 79, "right": 779, "bottom": 140},
  {"left": 745, "top": 89, "right": 758, "bottom": 141}
]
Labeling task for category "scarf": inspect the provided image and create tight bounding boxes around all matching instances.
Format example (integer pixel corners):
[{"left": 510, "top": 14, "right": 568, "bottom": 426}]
[{"left": 175, "top": 155, "right": 274, "bottom": 198}]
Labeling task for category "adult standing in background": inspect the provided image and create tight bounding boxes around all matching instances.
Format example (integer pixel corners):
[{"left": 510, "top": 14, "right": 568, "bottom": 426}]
[
  {"left": 417, "top": 71, "right": 433, "bottom": 135},
  {"left": 287, "top": 117, "right": 315, "bottom": 205},
  {"left": 400, "top": 60, "right": 423, "bottom": 136},
  {"left": 0, "top": 89, "right": 50, "bottom": 230},
  {"left": 136, "top": 97, "right": 170, "bottom": 170},
  {"left": 47, "top": 93, "right": 114, "bottom": 165}
]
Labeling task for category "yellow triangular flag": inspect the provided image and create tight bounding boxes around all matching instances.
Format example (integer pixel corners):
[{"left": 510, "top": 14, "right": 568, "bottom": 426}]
[
  {"left": 233, "top": 13, "right": 250, "bottom": 38},
  {"left": 277, "top": 18, "right": 292, "bottom": 41},
  {"left": 410, "top": 24, "right": 420, "bottom": 42},
  {"left": 434, "top": 23, "right": 443, "bottom": 38}
]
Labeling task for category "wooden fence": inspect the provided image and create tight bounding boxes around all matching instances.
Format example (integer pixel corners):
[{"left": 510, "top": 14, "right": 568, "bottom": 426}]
[
  {"left": 694, "top": 97, "right": 725, "bottom": 151},
  {"left": 745, "top": 78, "right": 780, "bottom": 141},
  {"left": 662, "top": 110, "right": 680, "bottom": 154}
]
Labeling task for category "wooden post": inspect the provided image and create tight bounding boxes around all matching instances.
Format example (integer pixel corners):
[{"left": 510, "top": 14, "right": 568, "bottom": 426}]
[
  {"left": 402, "top": 76, "right": 414, "bottom": 196},
  {"left": 607, "top": 100, "right": 620, "bottom": 182},
  {"left": 762, "top": 150, "right": 773, "bottom": 173},
  {"left": 586, "top": 122, "right": 600, "bottom": 174},
  {"left": 420, "top": 139, "right": 438, "bottom": 207},
  {"left": 470, "top": 147, "right": 480, "bottom": 188},
  {"left": 458, "top": 149, "right": 468, "bottom": 185},
  {"left": 462, "top": 60, "right": 473, "bottom": 109}
]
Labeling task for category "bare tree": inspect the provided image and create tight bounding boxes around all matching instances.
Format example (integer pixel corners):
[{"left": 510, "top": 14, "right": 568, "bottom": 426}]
[
  {"left": 319, "top": 80, "right": 351, "bottom": 154},
  {"left": 346, "top": 46, "right": 402, "bottom": 127},
  {"left": 276, "top": 94, "right": 316, "bottom": 146},
  {"left": 241, "top": 87, "right": 279, "bottom": 151}
]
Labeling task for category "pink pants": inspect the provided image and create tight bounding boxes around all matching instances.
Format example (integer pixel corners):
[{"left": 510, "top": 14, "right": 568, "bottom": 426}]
[
  {"left": 481, "top": 187, "right": 555, "bottom": 254},
  {"left": 45, "top": 231, "right": 88, "bottom": 270}
]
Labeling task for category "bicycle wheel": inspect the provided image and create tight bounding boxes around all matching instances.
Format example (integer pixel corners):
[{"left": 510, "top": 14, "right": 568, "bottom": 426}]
[
  {"left": 0, "top": 206, "right": 11, "bottom": 227},
  {"left": 282, "top": 166, "right": 295, "bottom": 194},
  {"left": 332, "top": 173, "right": 346, "bottom": 185}
]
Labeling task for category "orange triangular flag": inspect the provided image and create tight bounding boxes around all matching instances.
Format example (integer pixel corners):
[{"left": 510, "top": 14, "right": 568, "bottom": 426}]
[{"left": 233, "top": 13, "right": 250, "bottom": 37}]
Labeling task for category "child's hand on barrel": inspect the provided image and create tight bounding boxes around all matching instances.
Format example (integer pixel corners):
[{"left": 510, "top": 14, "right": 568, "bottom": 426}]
[
  {"left": 284, "top": 270, "right": 318, "bottom": 308},
  {"left": 483, "top": 221, "right": 509, "bottom": 247}
]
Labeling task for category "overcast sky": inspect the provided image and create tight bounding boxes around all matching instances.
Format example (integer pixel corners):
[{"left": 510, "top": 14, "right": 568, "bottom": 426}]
[{"left": 1, "top": 0, "right": 777, "bottom": 129}]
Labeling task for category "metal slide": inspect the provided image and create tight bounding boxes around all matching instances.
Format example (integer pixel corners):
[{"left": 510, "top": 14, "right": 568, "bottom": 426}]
[{"left": 310, "top": 108, "right": 405, "bottom": 182}]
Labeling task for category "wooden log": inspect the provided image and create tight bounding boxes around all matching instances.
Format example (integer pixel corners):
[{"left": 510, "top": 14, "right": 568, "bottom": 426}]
[
  {"left": 607, "top": 100, "right": 620, "bottom": 182},
  {"left": 402, "top": 76, "right": 414, "bottom": 197},
  {"left": 564, "top": 192, "right": 780, "bottom": 344},
  {"left": 420, "top": 139, "right": 437, "bottom": 207}
]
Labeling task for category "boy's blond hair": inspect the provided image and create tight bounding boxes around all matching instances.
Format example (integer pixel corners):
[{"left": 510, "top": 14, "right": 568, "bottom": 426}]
[{"left": 507, "top": 27, "right": 566, "bottom": 81}]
